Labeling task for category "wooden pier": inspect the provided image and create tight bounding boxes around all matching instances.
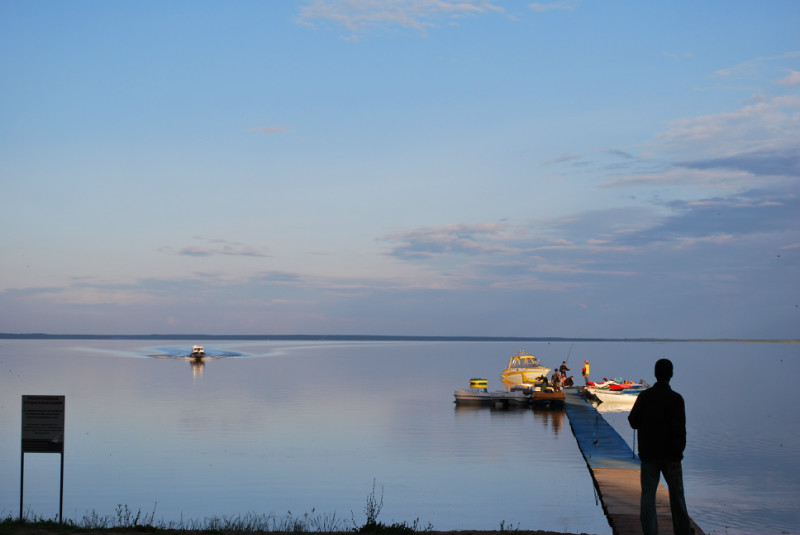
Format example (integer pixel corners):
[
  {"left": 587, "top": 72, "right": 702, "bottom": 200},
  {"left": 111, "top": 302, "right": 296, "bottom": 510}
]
[{"left": 563, "top": 390, "right": 704, "bottom": 535}]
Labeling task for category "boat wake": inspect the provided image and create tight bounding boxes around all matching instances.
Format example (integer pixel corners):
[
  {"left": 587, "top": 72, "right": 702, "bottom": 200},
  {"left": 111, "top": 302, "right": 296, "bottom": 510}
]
[{"left": 147, "top": 346, "right": 245, "bottom": 360}]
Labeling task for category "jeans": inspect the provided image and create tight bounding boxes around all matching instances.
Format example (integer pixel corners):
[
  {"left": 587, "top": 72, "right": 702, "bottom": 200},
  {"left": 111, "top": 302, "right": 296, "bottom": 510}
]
[{"left": 640, "top": 459, "right": 693, "bottom": 535}]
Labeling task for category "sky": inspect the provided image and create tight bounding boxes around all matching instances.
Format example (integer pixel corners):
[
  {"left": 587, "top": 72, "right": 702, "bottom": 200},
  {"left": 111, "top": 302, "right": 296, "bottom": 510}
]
[{"left": 1, "top": 0, "right": 798, "bottom": 339}]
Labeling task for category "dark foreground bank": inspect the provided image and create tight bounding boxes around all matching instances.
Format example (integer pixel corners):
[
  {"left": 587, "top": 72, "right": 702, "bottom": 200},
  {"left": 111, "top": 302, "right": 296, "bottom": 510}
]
[
  {"left": 1, "top": 515, "right": 597, "bottom": 535},
  {"left": 2, "top": 529, "right": 594, "bottom": 535}
]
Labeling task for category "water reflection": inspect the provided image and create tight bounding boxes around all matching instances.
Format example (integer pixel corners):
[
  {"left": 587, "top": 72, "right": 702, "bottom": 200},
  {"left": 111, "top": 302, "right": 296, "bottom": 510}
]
[
  {"left": 3, "top": 339, "right": 797, "bottom": 534},
  {"left": 532, "top": 406, "right": 565, "bottom": 435},
  {"left": 142, "top": 346, "right": 249, "bottom": 380},
  {"left": 454, "top": 401, "right": 566, "bottom": 436},
  {"left": 190, "top": 358, "right": 205, "bottom": 379}
]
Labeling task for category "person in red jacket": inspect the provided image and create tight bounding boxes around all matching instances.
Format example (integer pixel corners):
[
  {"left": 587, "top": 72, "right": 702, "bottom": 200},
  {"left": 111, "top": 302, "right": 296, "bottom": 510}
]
[{"left": 628, "top": 358, "right": 693, "bottom": 535}]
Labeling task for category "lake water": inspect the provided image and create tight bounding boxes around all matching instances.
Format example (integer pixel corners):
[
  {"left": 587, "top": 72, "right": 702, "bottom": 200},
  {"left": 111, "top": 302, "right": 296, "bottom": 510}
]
[{"left": 1, "top": 339, "right": 798, "bottom": 534}]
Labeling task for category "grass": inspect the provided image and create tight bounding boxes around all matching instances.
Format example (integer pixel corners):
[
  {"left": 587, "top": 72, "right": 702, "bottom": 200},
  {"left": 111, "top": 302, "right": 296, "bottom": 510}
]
[{"left": 1, "top": 481, "right": 433, "bottom": 534}]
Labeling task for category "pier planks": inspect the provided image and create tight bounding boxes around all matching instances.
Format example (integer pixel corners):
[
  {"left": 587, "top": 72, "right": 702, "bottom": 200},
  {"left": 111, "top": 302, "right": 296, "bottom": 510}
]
[{"left": 563, "top": 390, "right": 704, "bottom": 535}]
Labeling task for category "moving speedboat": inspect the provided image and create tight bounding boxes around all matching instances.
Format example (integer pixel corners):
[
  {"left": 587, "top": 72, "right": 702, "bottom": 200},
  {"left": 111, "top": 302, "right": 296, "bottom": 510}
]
[
  {"left": 190, "top": 345, "right": 206, "bottom": 359},
  {"left": 500, "top": 350, "right": 550, "bottom": 385}
]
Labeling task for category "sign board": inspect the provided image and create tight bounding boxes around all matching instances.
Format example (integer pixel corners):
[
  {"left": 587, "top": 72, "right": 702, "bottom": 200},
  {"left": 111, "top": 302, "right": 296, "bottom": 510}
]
[{"left": 21, "top": 395, "right": 65, "bottom": 453}]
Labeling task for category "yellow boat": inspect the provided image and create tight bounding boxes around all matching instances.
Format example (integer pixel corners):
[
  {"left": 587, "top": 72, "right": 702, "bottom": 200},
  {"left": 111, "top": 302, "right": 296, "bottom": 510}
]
[{"left": 500, "top": 350, "right": 550, "bottom": 385}]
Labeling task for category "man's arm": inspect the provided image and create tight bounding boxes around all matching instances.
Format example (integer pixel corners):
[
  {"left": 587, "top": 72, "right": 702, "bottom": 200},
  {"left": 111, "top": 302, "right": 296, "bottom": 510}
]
[{"left": 628, "top": 396, "right": 643, "bottom": 429}]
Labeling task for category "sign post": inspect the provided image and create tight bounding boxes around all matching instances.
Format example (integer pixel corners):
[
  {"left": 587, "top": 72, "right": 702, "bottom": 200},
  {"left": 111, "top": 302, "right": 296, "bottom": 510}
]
[{"left": 20, "top": 395, "right": 65, "bottom": 522}]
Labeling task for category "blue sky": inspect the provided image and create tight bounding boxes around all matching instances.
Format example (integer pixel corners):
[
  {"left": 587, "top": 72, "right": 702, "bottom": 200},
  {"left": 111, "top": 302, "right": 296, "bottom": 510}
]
[{"left": 1, "top": 0, "right": 798, "bottom": 338}]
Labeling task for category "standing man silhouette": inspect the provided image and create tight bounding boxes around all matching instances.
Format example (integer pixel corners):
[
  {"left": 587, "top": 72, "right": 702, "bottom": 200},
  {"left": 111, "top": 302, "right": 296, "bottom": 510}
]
[{"left": 628, "top": 358, "right": 694, "bottom": 535}]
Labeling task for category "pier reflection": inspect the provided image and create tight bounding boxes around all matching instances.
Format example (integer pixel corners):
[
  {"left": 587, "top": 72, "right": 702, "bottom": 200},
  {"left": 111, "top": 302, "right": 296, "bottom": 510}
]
[{"left": 454, "top": 402, "right": 566, "bottom": 436}]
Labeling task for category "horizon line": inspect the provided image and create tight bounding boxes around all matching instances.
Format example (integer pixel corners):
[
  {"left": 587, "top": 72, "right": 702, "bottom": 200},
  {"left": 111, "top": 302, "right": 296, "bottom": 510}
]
[{"left": 1, "top": 333, "right": 797, "bottom": 343}]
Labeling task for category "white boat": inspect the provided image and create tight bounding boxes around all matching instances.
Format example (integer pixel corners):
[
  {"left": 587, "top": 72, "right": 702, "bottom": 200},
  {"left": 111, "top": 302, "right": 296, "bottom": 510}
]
[
  {"left": 591, "top": 388, "right": 642, "bottom": 403},
  {"left": 586, "top": 378, "right": 648, "bottom": 404},
  {"left": 454, "top": 384, "right": 530, "bottom": 407},
  {"left": 500, "top": 350, "right": 550, "bottom": 385},
  {"left": 489, "top": 389, "right": 530, "bottom": 408},
  {"left": 190, "top": 345, "right": 206, "bottom": 359},
  {"left": 454, "top": 388, "right": 491, "bottom": 405}
]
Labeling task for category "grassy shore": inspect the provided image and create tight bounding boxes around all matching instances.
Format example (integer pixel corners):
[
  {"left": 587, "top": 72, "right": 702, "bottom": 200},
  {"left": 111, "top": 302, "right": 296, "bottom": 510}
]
[
  {"left": 0, "top": 516, "right": 594, "bottom": 535},
  {"left": 3, "top": 484, "right": 599, "bottom": 535},
  {"left": 0, "top": 523, "right": 591, "bottom": 535},
  {"left": 1, "top": 507, "right": 596, "bottom": 535}
]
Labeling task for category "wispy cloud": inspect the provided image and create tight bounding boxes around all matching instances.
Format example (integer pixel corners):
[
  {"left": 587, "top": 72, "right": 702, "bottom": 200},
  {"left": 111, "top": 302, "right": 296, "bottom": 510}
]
[
  {"left": 249, "top": 125, "right": 291, "bottom": 136},
  {"left": 528, "top": 1, "right": 580, "bottom": 13},
  {"left": 601, "top": 89, "right": 800, "bottom": 189},
  {"left": 162, "top": 237, "right": 269, "bottom": 258},
  {"left": 541, "top": 153, "right": 584, "bottom": 166},
  {"left": 663, "top": 51, "right": 693, "bottom": 61},
  {"left": 713, "top": 50, "right": 800, "bottom": 79},
  {"left": 627, "top": 189, "right": 800, "bottom": 253},
  {"left": 297, "top": 0, "right": 504, "bottom": 36},
  {"left": 775, "top": 70, "right": 800, "bottom": 87},
  {"left": 381, "top": 222, "right": 519, "bottom": 259}
]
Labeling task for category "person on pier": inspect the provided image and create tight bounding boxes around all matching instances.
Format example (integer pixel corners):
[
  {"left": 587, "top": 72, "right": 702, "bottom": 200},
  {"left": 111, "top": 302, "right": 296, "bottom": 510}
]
[
  {"left": 628, "top": 358, "right": 694, "bottom": 535},
  {"left": 581, "top": 359, "right": 590, "bottom": 385},
  {"left": 551, "top": 370, "right": 562, "bottom": 392}
]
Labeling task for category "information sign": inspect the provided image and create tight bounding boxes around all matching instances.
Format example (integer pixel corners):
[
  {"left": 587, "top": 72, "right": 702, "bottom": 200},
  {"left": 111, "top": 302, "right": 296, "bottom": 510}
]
[{"left": 21, "top": 395, "right": 65, "bottom": 453}]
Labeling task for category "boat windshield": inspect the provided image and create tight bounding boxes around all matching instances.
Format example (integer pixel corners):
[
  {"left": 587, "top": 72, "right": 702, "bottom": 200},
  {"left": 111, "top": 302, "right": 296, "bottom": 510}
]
[{"left": 508, "top": 355, "right": 542, "bottom": 368}]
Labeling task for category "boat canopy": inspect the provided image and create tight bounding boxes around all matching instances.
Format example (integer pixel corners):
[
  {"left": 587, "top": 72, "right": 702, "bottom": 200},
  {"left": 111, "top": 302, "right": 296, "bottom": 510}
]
[{"left": 507, "top": 353, "right": 543, "bottom": 368}]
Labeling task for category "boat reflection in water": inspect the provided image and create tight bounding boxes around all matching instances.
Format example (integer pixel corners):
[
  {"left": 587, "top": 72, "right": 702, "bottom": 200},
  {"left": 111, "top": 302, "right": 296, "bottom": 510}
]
[
  {"left": 453, "top": 397, "right": 565, "bottom": 436},
  {"left": 146, "top": 345, "right": 244, "bottom": 380},
  {"left": 190, "top": 357, "right": 205, "bottom": 379}
]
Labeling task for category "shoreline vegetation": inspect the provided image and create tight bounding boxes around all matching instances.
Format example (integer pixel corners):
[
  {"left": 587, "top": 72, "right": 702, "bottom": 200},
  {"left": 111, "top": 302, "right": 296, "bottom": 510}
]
[
  {"left": 1, "top": 333, "right": 797, "bottom": 343},
  {"left": 0, "top": 515, "right": 593, "bottom": 535},
  {"left": 2, "top": 484, "right": 597, "bottom": 535}
]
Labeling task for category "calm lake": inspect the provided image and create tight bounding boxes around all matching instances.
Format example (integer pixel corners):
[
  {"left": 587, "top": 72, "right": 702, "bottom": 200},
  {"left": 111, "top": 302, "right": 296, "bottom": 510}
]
[{"left": 1, "top": 339, "right": 798, "bottom": 534}]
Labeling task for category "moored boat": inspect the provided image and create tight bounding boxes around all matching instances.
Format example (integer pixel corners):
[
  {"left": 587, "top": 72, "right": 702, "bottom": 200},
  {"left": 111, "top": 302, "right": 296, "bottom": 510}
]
[
  {"left": 500, "top": 350, "right": 550, "bottom": 386},
  {"left": 532, "top": 389, "right": 565, "bottom": 406},
  {"left": 453, "top": 388, "right": 492, "bottom": 405},
  {"left": 591, "top": 388, "right": 642, "bottom": 403},
  {"left": 454, "top": 377, "right": 531, "bottom": 407},
  {"left": 489, "top": 389, "right": 530, "bottom": 408},
  {"left": 586, "top": 378, "right": 648, "bottom": 404},
  {"left": 454, "top": 377, "right": 490, "bottom": 405}
]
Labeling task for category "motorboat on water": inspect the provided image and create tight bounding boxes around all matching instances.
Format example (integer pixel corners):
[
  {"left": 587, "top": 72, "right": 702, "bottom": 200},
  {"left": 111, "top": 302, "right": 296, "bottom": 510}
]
[
  {"left": 190, "top": 345, "right": 206, "bottom": 359},
  {"left": 500, "top": 350, "right": 551, "bottom": 386},
  {"left": 586, "top": 378, "right": 648, "bottom": 404},
  {"left": 453, "top": 387, "right": 491, "bottom": 405},
  {"left": 453, "top": 388, "right": 530, "bottom": 407},
  {"left": 453, "top": 377, "right": 530, "bottom": 407},
  {"left": 454, "top": 378, "right": 490, "bottom": 405},
  {"left": 489, "top": 389, "right": 530, "bottom": 408}
]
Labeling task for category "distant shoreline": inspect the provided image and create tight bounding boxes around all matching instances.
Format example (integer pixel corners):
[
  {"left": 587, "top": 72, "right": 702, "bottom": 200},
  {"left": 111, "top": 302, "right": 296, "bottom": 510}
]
[{"left": 1, "top": 333, "right": 797, "bottom": 343}]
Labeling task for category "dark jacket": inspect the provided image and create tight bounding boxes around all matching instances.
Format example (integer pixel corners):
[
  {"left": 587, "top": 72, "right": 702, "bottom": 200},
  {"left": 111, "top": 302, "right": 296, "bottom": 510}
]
[{"left": 628, "top": 381, "right": 686, "bottom": 462}]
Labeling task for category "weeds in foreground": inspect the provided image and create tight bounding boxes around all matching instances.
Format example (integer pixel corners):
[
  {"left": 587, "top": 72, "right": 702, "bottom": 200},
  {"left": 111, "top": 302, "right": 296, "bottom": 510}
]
[
  {"left": 499, "top": 519, "right": 521, "bottom": 532},
  {"left": 1, "top": 509, "right": 349, "bottom": 533},
  {"left": 0, "top": 481, "right": 433, "bottom": 533},
  {"left": 350, "top": 479, "right": 431, "bottom": 534}
]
